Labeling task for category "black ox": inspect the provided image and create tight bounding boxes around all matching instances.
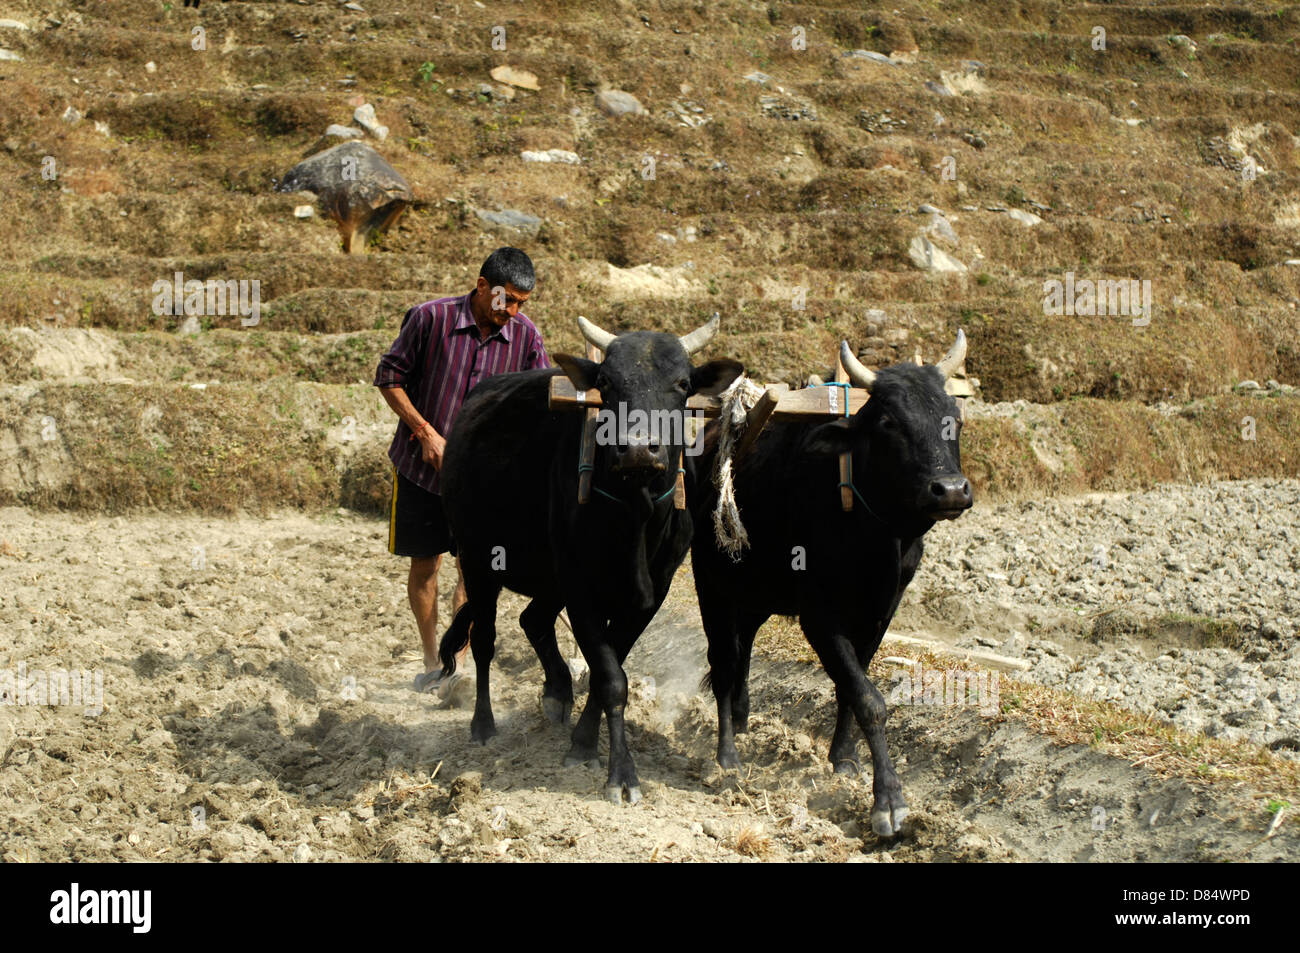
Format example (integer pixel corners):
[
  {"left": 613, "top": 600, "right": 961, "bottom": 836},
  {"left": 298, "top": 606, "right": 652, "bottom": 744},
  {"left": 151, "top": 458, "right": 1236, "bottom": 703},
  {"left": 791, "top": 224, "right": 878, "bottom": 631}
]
[
  {"left": 438, "top": 315, "right": 742, "bottom": 803},
  {"left": 689, "top": 331, "right": 973, "bottom": 837}
]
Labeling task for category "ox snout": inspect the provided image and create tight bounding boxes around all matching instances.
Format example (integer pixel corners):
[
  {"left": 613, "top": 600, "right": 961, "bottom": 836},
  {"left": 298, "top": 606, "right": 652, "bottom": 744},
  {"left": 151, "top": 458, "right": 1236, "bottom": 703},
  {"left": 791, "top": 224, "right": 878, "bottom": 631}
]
[
  {"left": 611, "top": 441, "right": 668, "bottom": 477},
  {"left": 925, "top": 474, "right": 972, "bottom": 520}
]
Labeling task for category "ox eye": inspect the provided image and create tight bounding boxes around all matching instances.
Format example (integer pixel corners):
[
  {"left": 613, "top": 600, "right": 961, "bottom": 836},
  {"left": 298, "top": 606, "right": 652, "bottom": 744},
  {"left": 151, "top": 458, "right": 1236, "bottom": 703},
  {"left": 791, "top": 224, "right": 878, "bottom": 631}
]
[
  {"left": 675, "top": 378, "right": 690, "bottom": 392},
  {"left": 878, "top": 414, "right": 895, "bottom": 430}
]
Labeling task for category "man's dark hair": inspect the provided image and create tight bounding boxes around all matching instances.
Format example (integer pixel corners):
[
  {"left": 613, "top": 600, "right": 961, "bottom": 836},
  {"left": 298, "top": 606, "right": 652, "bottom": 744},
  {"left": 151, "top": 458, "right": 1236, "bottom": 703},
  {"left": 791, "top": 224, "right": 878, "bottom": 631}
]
[{"left": 480, "top": 247, "right": 535, "bottom": 293}]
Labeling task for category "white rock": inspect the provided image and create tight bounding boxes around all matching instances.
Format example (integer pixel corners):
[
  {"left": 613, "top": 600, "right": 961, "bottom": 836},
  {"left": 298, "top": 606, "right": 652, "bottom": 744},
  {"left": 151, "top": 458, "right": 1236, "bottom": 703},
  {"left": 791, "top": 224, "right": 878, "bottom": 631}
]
[
  {"left": 293, "top": 844, "right": 313, "bottom": 863},
  {"left": 1007, "top": 208, "right": 1043, "bottom": 227},
  {"left": 352, "top": 103, "right": 388, "bottom": 141},
  {"left": 145, "top": 61, "right": 157, "bottom": 73},
  {"left": 61, "top": 106, "right": 83, "bottom": 124},
  {"left": 596, "top": 89, "right": 644, "bottom": 117},
  {"left": 0, "top": 19, "right": 30, "bottom": 31},
  {"left": 908, "top": 234, "right": 967, "bottom": 273},
  {"left": 324, "top": 124, "right": 362, "bottom": 139},
  {"left": 520, "top": 148, "right": 581, "bottom": 165},
  {"left": 0, "top": 49, "right": 22, "bottom": 62},
  {"left": 293, "top": 205, "right": 315, "bottom": 219},
  {"left": 93, "top": 120, "right": 110, "bottom": 136}
]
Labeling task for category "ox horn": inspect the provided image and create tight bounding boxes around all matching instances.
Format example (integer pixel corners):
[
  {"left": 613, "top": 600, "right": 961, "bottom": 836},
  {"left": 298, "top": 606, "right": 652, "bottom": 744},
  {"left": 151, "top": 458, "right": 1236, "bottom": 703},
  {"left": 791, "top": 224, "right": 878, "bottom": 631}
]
[
  {"left": 678, "top": 312, "right": 720, "bottom": 356},
  {"left": 577, "top": 315, "right": 617, "bottom": 352},
  {"left": 934, "top": 328, "right": 967, "bottom": 380},
  {"left": 839, "top": 341, "right": 876, "bottom": 391}
]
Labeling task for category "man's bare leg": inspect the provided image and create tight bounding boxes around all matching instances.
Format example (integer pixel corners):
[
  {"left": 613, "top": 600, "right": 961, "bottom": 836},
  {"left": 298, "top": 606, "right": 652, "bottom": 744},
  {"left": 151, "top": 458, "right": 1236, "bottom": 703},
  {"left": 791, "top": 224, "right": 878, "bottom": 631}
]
[
  {"left": 410, "top": 554, "right": 471, "bottom": 677},
  {"left": 408, "top": 554, "right": 443, "bottom": 672}
]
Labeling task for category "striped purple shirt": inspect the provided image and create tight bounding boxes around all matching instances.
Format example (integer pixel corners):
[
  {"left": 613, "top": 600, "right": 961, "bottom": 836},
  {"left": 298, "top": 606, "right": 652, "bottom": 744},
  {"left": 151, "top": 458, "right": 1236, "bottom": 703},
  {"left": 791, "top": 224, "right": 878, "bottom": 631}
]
[{"left": 374, "top": 290, "right": 550, "bottom": 494}]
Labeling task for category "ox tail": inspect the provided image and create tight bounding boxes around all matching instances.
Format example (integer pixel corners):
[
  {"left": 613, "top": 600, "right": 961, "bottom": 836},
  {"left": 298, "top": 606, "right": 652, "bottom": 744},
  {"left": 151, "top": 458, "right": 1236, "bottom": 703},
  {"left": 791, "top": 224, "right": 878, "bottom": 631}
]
[{"left": 438, "top": 603, "right": 473, "bottom": 676}]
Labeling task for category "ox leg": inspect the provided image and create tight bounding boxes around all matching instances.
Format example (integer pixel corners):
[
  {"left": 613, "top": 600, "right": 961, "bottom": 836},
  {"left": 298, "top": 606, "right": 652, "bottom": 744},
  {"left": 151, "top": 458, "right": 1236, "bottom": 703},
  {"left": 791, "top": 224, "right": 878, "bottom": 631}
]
[
  {"left": 832, "top": 541, "right": 923, "bottom": 776},
  {"left": 596, "top": 608, "right": 660, "bottom": 804},
  {"left": 591, "top": 641, "right": 637, "bottom": 804},
  {"left": 806, "top": 622, "right": 908, "bottom": 837},
  {"left": 463, "top": 563, "right": 502, "bottom": 745},
  {"left": 731, "top": 610, "right": 766, "bottom": 736},
  {"left": 520, "top": 598, "right": 572, "bottom": 725},
  {"left": 701, "top": 601, "right": 741, "bottom": 770},
  {"left": 563, "top": 605, "right": 609, "bottom": 768}
]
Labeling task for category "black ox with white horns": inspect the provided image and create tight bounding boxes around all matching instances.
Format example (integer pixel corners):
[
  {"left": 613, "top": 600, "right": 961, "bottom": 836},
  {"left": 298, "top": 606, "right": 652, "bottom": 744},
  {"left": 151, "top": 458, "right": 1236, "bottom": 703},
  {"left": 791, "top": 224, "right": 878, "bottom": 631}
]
[
  {"left": 689, "top": 330, "right": 973, "bottom": 837},
  {"left": 438, "top": 314, "right": 743, "bottom": 804}
]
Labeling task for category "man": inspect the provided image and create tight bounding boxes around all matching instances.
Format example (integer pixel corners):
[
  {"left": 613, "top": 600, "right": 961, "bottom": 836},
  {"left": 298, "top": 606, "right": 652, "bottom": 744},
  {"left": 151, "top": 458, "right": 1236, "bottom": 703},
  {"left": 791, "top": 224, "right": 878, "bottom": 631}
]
[{"left": 374, "top": 247, "right": 550, "bottom": 693}]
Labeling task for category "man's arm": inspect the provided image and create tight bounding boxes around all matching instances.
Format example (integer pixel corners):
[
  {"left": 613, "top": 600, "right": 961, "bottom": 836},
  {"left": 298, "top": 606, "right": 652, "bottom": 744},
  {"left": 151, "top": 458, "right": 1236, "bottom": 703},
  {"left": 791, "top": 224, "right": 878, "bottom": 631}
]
[
  {"left": 378, "top": 385, "right": 447, "bottom": 470},
  {"left": 375, "top": 304, "right": 446, "bottom": 468}
]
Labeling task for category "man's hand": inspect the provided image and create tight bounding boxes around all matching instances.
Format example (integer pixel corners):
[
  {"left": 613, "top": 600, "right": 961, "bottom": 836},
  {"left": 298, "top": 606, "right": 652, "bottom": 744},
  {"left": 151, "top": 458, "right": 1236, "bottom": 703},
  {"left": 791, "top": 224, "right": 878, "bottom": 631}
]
[{"left": 418, "top": 428, "right": 447, "bottom": 469}]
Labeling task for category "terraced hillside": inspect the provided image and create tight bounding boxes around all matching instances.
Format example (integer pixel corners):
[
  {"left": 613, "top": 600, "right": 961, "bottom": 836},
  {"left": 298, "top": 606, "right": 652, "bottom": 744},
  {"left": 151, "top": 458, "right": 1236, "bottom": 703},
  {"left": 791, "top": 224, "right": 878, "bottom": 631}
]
[
  {"left": 2, "top": 1, "right": 1300, "bottom": 866},
  {"left": 1, "top": 0, "right": 1298, "bottom": 510}
]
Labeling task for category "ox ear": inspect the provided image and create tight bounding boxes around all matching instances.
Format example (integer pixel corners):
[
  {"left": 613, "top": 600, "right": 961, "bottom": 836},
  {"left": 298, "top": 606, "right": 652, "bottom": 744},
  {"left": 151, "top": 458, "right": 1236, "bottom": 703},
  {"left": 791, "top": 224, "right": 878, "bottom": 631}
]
[
  {"left": 805, "top": 418, "right": 857, "bottom": 456},
  {"left": 690, "top": 358, "right": 744, "bottom": 396},
  {"left": 553, "top": 353, "right": 600, "bottom": 391}
]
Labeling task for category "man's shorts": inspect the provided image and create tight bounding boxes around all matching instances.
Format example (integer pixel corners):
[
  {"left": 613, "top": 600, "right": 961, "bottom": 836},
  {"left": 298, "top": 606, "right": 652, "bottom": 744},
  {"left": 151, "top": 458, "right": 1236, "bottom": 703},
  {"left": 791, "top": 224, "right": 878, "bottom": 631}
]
[{"left": 388, "top": 470, "right": 456, "bottom": 559}]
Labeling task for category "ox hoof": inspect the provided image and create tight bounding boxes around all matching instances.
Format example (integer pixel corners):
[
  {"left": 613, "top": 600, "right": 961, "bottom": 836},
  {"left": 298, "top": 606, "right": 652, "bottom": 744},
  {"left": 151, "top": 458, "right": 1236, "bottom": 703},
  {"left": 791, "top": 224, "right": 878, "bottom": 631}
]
[
  {"left": 606, "top": 784, "right": 642, "bottom": 806},
  {"left": 717, "top": 748, "right": 742, "bottom": 772},
  {"left": 833, "top": 759, "right": 862, "bottom": 776},
  {"left": 542, "top": 696, "right": 571, "bottom": 726},
  {"left": 870, "top": 805, "right": 909, "bottom": 838},
  {"left": 469, "top": 717, "right": 497, "bottom": 746}
]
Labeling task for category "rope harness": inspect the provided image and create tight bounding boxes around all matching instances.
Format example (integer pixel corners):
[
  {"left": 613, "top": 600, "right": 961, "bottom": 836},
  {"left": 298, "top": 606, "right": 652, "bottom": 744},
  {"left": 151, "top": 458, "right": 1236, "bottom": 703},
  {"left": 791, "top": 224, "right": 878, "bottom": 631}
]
[
  {"left": 710, "top": 376, "right": 900, "bottom": 559},
  {"left": 577, "top": 459, "right": 683, "bottom": 508}
]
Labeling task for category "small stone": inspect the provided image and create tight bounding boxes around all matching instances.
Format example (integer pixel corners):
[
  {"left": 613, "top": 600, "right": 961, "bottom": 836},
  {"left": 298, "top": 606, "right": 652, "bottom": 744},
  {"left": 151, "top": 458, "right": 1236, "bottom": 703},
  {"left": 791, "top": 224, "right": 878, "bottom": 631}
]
[
  {"left": 352, "top": 103, "right": 388, "bottom": 141},
  {"left": 324, "top": 124, "right": 362, "bottom": 139},
  {"left": 0, "top": 49, "right": 22, "bottom": 62},
  {"left": 62, "top": 106, "right": 83, "bottom": 124},
  {"left": 293, "top": 844, "right": 312, "bottom": 863},
  {"left": 145, "top": 61, "right": 157, "bottom": 73},
  {"left": 343, "top": 1, "right": 365, "bottom": 10},
  {"left": 0, "top": 19, "right": 30, "bottom": 31},
  {"left": 475, "top": 207, "right": 542, "bottom": 236},
  {"left": 1007, "top": 208, "right": 1043, "bottom": 227},
  {"left": 520, "top": 149, "right": 581, "bottom": 165},
  {"left": 596, "top": 89, "right": 644, "bottom": 117},
  {"left": 489, "top": 65, "right": 540, "bottom": 91},
  {"left": 293, "top": 205, "right": 315, "bottom": 219},
  {"left": 908, "top": 234, "right": 967, "bottom": 273},
  {"left": 843, "top": 50, "right": 896, "bottom": 66},
  {"left": 744, "top": 71, "right": 772, "bottom": 85},
  {"left": 1236, "top": 380, "right": 1261, "bottom": 391}
]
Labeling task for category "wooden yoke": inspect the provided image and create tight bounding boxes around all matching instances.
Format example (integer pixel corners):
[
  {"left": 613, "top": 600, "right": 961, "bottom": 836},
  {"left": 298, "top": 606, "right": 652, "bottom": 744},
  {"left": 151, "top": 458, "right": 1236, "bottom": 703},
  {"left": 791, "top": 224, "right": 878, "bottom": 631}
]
[
  {"left": 576, "top": 341, "right": 601, "bottom": 504},
  {"left": 832, "top": 352, "right": 854, "bottom": 512}
]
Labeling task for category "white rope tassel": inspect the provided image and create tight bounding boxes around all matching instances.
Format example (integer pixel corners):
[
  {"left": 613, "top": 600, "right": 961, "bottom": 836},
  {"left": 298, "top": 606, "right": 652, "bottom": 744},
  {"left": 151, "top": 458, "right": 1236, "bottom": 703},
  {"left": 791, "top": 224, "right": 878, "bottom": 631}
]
[{"left": 711, "top": 374, "right": 767, "bottom": 560}]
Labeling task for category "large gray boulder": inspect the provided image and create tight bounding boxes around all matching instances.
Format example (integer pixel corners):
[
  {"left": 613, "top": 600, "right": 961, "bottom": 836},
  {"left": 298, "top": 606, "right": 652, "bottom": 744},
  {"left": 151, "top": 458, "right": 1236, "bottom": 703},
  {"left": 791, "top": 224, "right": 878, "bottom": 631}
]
[{"left": 276, "top": 141, "right": 413, "bottom": 254}]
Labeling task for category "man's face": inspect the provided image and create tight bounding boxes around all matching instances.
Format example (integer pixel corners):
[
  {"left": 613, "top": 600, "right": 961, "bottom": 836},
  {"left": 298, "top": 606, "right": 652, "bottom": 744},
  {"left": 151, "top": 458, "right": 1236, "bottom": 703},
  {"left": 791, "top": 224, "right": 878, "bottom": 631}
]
[{"left": 476, "top": 277, "right": 531, "bottom": 327}]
